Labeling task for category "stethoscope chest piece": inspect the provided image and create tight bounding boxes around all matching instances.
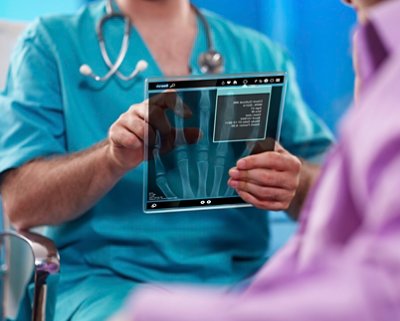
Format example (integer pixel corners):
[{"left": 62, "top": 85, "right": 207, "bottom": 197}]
[{"left": 198, "top": 50, "right": 224, "bottom": 74}]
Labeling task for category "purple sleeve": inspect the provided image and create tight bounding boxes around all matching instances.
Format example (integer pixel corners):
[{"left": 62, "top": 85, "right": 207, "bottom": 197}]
[
  {"left": 130, "top": 257, "right": 398, "bottom": 321},
  {"left": 129, "top": 107, "right": 400, "bottom": 320}
]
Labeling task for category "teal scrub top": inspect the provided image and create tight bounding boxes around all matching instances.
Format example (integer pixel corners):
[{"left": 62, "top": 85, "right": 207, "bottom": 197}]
[{"left": 0, "top": 2, "right": 334, "bottom": 320}]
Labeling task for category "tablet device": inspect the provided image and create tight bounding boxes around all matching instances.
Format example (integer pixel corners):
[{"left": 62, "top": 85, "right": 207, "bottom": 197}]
[{"left": 143, "top": 72, "right": 287, "bottom": 213}]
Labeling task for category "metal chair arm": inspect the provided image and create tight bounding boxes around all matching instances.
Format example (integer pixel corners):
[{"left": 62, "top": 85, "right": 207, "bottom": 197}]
[
  {"left": 10, "top": 230, "right": 60, "bottom": 275},
  {"left": 1, "top": 230, "right": 60, "bottom": 321}
]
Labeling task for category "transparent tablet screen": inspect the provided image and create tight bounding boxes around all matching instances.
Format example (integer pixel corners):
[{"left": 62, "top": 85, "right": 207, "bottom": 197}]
[{"left": 144, "top": 73, "right": 286, "bottom": 213}]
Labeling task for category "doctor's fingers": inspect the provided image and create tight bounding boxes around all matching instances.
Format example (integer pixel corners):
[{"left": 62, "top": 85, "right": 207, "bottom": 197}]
[
  {"left": 110, "top": 114, "right": 156, "bottom": 148},
  {"left": 228, "top": 167, "right": 299, "bottom": 191},
  {"left": 130, "top": 100, "right": 173, "bottom": 138},
  {"left": 228, "top": 178, "right": 295, "bottom": 201},
  {"left": 149, "top": 91, "right": 193, "bottom": 118},
  {"left": 236, "top": 189, "right": 293, "bottom": 211},
  {"left": 228, "top": 177, "right": 296, "bottom": 210},
  {"left": 237, "top": 150, "right": 302, "bottom": 173}
]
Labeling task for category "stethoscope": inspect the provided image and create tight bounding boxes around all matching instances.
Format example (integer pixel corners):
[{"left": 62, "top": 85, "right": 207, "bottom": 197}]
[{"left": 80, "top": 0, "right": 225, "bottom": 82}]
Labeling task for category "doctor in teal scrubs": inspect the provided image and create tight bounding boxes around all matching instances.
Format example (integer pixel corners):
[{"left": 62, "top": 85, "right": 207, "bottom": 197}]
[{"left": 0, "top": 0, "right": 333, "bottom": 320}]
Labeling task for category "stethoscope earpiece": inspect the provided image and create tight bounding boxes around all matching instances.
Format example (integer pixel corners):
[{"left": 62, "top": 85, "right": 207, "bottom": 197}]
[{"left": 80, "top": 0, "right": 223, "bottom": 82}]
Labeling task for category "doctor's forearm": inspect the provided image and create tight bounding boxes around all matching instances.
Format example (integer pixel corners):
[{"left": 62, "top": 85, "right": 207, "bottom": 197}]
[
  {"left": 0, "top": 141, "right": 126, "bottom": 230},
  {"left": 286, "top": 160, "right": 321, "bottom": 220}
]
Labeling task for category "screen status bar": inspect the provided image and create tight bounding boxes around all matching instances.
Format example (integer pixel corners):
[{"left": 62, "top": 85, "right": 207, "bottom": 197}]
[{"left": 148, "top": 75, "right": 285, "bottom": 90}]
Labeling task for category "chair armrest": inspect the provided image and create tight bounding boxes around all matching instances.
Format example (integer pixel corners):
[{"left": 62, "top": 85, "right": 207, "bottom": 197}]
[
  {"left": 10, "top": 230, "right": 60, "bottom": 275},
  {"left": 1, "top": 230, "right": 60, "bottom": 321}
]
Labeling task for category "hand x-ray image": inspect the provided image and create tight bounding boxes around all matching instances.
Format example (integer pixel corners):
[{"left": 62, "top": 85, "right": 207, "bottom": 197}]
[{"left": 144, "top": 74, "right": 286, "bottom": 213}]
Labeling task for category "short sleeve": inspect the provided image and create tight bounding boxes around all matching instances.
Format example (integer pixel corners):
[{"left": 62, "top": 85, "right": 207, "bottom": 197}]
[
  {"left": 0, "top": 18, "right": 66, "bottom": 174},
  {"left": 278, "top": 51, "right": 335, "bottom": 162}
]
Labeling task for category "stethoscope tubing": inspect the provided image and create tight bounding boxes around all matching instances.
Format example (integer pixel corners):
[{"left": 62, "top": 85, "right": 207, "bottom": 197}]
[
  {"left": 98, "top": 12, "right": 132, "bottom": 81},
  {"left": 81, "top": 0, "right": 223, "bottom": 82}
]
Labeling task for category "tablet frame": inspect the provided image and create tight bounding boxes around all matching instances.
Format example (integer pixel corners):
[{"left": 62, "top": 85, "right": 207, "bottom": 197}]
[{"left": 143, "top": 72, "right": 288, "bottom": 214}]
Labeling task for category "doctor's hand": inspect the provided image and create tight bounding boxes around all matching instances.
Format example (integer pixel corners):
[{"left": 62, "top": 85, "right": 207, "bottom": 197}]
[
  {"left": 228, "top": 143, "right": 302, "bottom": 212},
  {"left": 107, "top": 93, "right": 200, "bottom": 172},
  {"left": 107, "top": 99, "right": 150, "bottom": 172}
]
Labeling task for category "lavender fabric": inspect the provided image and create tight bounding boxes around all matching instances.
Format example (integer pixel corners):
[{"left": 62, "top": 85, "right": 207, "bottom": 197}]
[{"left": 127, "top": 1, "right": 400, "bottom": 320}]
